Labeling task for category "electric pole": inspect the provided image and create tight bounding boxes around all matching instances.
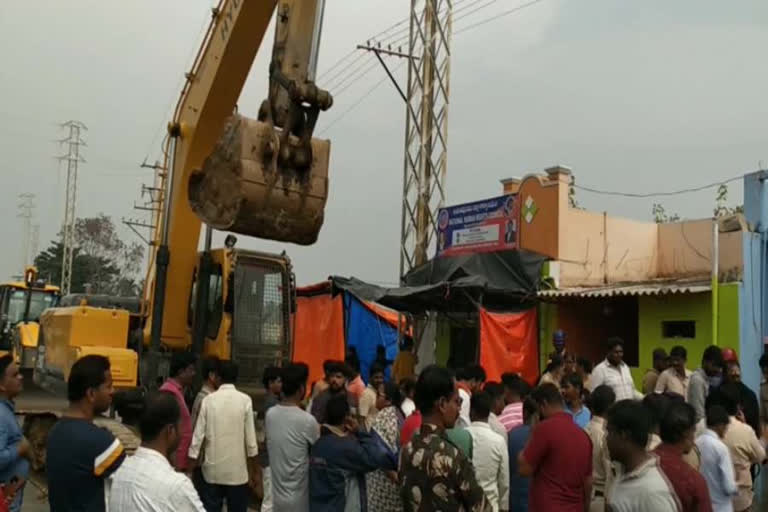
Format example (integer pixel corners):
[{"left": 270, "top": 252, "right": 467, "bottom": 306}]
[
  {"left": 30, "top": 224, "right": 40, "bottom": 268},
  {"left": 17, "top": 193, "right": 35, "bottom": 273},
  {"left": 57, "top": 120, "right": 87, "bottom": 295},
  {"left": 399, "top": 0, "right": 452, "bottom": 279}
]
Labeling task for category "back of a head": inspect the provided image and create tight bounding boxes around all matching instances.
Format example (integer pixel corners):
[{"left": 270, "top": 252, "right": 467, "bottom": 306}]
[
  {"left": 707, "top": 383, "right": 740, "bottom": 416},
  {"left": 484, "top": 382, "right": 504, "bottom": 400},
  {"left": 502, "top": 372, "right": 523, "bottom": 396},
  {"left": 325, "top": 393, "right": 350, "bottom": 426},
  {"left": 706, "top": 405, "right": 730, "bottom": 429},
  {"left": 577, "top": 357, "right": 593, "bottom": 374},
  {"left": 170, "top": 352, "right": 196, "bottom": 378},
  {"left": 547, "top": 354, "right": 564, "bottom": 372},
  {"left": 522, "top": 396, "right": 538, "bottom": 423},
  {"left": 262, "top": 366, "right": 282, "bottom": 389},
  {"left": 202, "top": 357, "right": 220, "bottom": 380},
  {"left": 282, "top": 362, "right": 310, "bottom": 397},
  {"left": 589, "top": 385, "right": 616, "bottom": 416},
  {"left": 456, "top": 366, "right": 471, "bottom": 382},
  {"left": 68, "top": 355, "right": 110, "bottom": 402},
  {"left": 219, "top": 361, "right": 239, "bottom": 384},
  {"left": 642, "top": 392, "right": 671, "bottom": 430},
  {"left": 670, "top": 345, "right": 687, "bottom": 360},
  {"left": 652, "top": 348, "right": 668, "bottom": 362},
  {"left": 470, "top": 391, "right": 492, "bottom": 420},
  {"left": 606, "top": 399, "right": 651, "bottom": 448},
  {"left": 469, "top": 364, "right": 487, "bottom": 383},
  {"left": 400, "top": 377, "right": 416, "bottom": 396},
  {"left": 415, "top": 365, "right": 454, "bottom": 415},
  {"left": 659, "top": 401, "right": 696, "bottom": 444},
  {"left": 383, "top": 381, "right": 403, "bottom": 408},
  {"left": 139, "top": 391, "right": 180, "bottom": 442},
  {"left": 531, "top": 383, "right": 562, "bottom": 408}
]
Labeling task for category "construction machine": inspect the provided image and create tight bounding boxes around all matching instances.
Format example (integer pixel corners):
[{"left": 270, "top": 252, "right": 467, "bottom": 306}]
[
  {"left": 0, "top": 267, "right": 60, "bottom": 369},
  {"left": 25, "top": 0, "right": 333, "bottom": 467}
]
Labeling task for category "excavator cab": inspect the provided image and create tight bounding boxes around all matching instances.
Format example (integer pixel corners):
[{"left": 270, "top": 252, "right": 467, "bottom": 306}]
[{"left": 189, "top": 248, "right": 294, "bottom": 392}]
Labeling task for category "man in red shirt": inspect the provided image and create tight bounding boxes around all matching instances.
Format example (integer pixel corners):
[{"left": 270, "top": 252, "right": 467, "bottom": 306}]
[
  {"left": 159, "top": 352, "right": 196, "bottom": 471},
  {"left": 519, "top": 383, "right": 592, "bottom": 512},
  {"left": 654, "top": 401, "right": 712, "bottom": 512}
]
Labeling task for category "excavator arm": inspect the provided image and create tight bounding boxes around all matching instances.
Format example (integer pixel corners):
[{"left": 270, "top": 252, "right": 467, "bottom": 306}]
[{"left": 143, "top": 0, "right": 332, "bottom": 358}]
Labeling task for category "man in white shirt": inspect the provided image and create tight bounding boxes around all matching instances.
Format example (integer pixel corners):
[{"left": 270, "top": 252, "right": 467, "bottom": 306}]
[
  {"left": 465, "top": 391, "right": 509, "bottom": 512},
  {"left": 696, "top": 405, "right": 738, "bottom": 512},
  {"left": 359, "top": 363, "right": 385, "bottom": 430},
  {"left": 654, "top": 345, "right": 692, "bottom": 398},
  {"left": 265, "top": 362, "right": 320, "bottom": 512},
  {"left": 110, "top": 391, "right": 205, "bottom": 512},
  {"left": 605, "top": 400, "right": 679, "bottom": 512},
  {"left": 484, "top": 382, "right": 509, "bottom": 443},
  {"left": 457, "top": 365, "right": 486, "bottom": 428},
  {"left": 589, "top": 338, "right": 642, "bottom": 401},
  {"left": 188, "top": 361, "right": 258, "bottom": 512}
]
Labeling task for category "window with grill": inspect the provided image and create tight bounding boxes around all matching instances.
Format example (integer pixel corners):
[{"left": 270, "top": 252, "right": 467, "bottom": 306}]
[{"left": 662, "top": 321, "right": 695, "bottom": 339}]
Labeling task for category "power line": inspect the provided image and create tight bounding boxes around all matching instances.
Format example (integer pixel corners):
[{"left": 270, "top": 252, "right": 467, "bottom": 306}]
[
  {"left": 333, "top": 59, "right": 381, "bottom": 97},
  {"left": 573, "top": 174, "right": 744, "bottom": 199},
  {"left": 455, "top": 0, "right": 547, "bottom": 35},
  {"left": 323, "top": 53, "right": 376, "bottom": 91},
  {"left": 317, "top": 61, "right": 406, "bottom": 135}
]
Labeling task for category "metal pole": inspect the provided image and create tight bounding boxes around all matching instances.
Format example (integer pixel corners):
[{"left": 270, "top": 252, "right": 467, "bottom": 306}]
[
  {"left": 307, "top": 0, "right": 326, "bottom": 81},
  {"left": 712, "top": 220, "right": 719, "bottom": 346},
  {"left": 192, "top": 225, "right": 214, "bottom": 357}
]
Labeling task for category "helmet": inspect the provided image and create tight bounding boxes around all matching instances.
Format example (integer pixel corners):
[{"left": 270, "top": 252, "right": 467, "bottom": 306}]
[
  {"left": 721, "top": 348, "right": 738, "bottom": 362},
  {"left": 553, "top": 329, "right": 566, "bottom": 342}
]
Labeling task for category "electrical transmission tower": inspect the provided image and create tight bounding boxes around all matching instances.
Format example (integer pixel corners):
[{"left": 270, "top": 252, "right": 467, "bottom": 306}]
[
  {"left": 57, "top": 120, "right": 87, "bottom": 295},
  {"left": 17, "top": 193, "right": 35, "bottom": 273},
  {"left": 30, "top": 224, "right": 40, "bottom": 268},
  {"left": 399, "top": 0, "right": 453, "bottom": 279}
]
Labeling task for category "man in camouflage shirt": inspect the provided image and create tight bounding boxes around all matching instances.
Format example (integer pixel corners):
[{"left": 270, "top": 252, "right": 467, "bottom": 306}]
[{"left": 400, "top": 365, "right": 489, "bottom": 512}]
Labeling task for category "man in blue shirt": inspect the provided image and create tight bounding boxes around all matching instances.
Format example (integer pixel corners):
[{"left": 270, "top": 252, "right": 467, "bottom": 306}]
[
  {"left": 0, "top": 355, "right": 29, "bottom": 512},
  {"left": 507, "top": 397, "right": 538, "bottom": 512}
]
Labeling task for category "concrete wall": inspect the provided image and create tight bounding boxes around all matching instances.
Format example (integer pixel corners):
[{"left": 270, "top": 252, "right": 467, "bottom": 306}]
[
  {"left": 633, "top": 285, "right": 740, "bottom": 388},
  {"left": 657, "top": 220, "right": 743, "bottom": 281}
]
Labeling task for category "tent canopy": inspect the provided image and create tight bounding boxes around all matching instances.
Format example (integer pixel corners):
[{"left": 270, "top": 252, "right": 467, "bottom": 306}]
[{"left": 330, "top": 250, "right": 545, "bottom": 313}]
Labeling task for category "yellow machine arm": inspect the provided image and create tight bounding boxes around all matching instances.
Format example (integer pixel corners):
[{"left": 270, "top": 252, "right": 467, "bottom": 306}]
[{"left": 143, "top": 0, "right": 332, "bottom": 352}]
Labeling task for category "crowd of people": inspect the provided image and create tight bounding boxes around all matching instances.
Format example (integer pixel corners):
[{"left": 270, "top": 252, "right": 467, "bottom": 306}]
[{"left": 0, "top": 333, "right": 765, "bottom": 512}]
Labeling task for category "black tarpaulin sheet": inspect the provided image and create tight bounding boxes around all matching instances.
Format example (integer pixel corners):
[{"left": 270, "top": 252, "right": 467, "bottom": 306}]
[{"left": 330, "top": 250, "right": 544, "bottom": 313}]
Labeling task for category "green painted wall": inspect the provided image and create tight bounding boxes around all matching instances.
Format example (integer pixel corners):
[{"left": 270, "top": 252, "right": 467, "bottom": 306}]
[
  {"left": 634, "top": 283, "right": 740, "bottom": 388},
  {"left": 435, "top": 317, "right": 451, "bottom": 366}
]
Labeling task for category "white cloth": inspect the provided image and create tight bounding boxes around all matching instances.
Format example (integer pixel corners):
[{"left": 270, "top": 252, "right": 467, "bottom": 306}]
[
  {"left": 265, "top": 404, "right": 320, "bottom": 511},
  {"left": 488, "top": 413, "right": 508, "bottom": 445},
  {"left": 696, "top": 429, "right": 738, "bottom": 512},
  {"left": 457, "top": 388, "right": 471, "bottom": 428},
  {"left": 188, "top": 384, "right": 258, "bottom": 486},
  {"left": 607, "top": 455, "right": 679, "bottom": 512},
  {"left": 465, "top": 421, "right": 509, "bottom": 512},
  {"left": 589, "top": 360, "right": 642, "bottom": 401},
  {"left": 109, "top": 447, "right": 204, "bottom": 512},
  {"left": 401, "top": 397, "right": 416, "bottom": 417}
]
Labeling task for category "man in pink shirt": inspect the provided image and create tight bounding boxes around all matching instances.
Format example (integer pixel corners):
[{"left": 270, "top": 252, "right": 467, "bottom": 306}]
[
  {"left": 159, "top": 352, "right": 197, "bottom": 471},
  {"left": 499, "top": 373, "right": 529, "bottom": 432}
]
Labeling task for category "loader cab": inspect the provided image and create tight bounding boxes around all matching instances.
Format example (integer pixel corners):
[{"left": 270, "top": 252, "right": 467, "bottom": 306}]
[
  {"left": 0, "top": 276, "right": 60, "bottom": 365},
  {"left": 188, "top": 248, "right": 295, "bottom": 392}
]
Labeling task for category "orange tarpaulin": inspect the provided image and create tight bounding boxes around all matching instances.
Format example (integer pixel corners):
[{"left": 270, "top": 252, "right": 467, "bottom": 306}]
[
  {"left": 293, "top": 294, "right": 345, "bottom": 393},
  {"left": 479, "top": 307, "right": 538, "bottom": 385}
]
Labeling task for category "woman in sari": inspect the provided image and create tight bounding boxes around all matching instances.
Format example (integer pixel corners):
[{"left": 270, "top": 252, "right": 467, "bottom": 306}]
[{"left": 366, "top": 382, "right": 405, "bottom": 512}]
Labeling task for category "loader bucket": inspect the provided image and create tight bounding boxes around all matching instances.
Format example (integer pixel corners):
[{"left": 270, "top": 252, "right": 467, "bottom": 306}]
[{"left": 188, "top": 115, "right": 330, "bottom": 245}]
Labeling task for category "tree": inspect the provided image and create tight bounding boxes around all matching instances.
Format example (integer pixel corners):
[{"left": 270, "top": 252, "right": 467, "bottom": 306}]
[
  {"left": 34, "top": 215, "right": 144, "bottom": 296},
  {"left": 652, "top": 203, "right": 680, "bottom": 223},
  {"left": 714, "top": 184, "right": 744, "bottom": 218}
]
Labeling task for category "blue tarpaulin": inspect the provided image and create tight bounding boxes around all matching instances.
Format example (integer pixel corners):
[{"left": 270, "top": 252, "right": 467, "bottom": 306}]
[{"left": 344, "top": 293, "right": 399, "bottom": 383}]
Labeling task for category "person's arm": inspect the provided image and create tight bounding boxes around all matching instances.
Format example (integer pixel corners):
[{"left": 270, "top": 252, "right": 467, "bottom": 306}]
[
  {"left": 0, "top": 424, "right": 22, "bottom": 472},
  {"left": 93, "top": 433, "right": 126, "bottom": 479},
  {"left": 244, "top": 399, "right": 260, "bottom": 486},
  {"left": 188, "top": 398, "right": 208, "bottom": 466},
  {"left": 747, "top": 428, "right": 767, "bottom": 464},
  {"left": 358, "top": 390, "right": 373, "bottom": 418},
  {"left": 654, "top": 372, "right": 667, "bottom": 394},
  {"left": 498, "top": 441, "right": 510, "bottom": 512},
  {"left": 717, "top": 442, "right": 739, "bottom": 496},
  {"left": 688, "top": 377, "right": 706, "bottom": 422},
  {"left": 519, "top": 424, "right": 546, "bottom": 477},
  {"left": 172, "top": 477, "right": 207, "bottom": 512}
]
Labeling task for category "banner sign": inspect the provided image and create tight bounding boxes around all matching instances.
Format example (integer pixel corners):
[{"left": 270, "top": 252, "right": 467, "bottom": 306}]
[{"left": 436, "top": 194, "right": 518, "bottom": 257}]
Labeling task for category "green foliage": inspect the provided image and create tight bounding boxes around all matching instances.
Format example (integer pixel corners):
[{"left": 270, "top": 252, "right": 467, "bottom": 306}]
[
  {"left": 34, "top": 215, "right": 144, "bottom": 296},
  {"left": 652, "top": 203, "right": 680, "bottom": 224}
]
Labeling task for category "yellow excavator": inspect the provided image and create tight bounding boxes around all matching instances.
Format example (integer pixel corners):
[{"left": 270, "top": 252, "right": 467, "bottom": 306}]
[{"left": 26, "top": 0, "right": 333, "bottom": 462}]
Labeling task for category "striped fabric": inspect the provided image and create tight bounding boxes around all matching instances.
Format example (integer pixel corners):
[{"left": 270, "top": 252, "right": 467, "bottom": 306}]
[{"left": 498, "top": 402, "right": 524, "bottom": 432}]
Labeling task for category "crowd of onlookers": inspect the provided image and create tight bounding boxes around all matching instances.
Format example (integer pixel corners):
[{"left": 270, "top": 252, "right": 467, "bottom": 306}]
[{"left": 0, "top": 332, "right": 765, "bottom": 512}]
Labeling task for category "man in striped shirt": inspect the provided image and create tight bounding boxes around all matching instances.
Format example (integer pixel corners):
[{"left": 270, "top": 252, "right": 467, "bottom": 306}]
[
  {"left": 47, "top": 355, "right": 126, "bottom": 512},
  {"left": 499, "top": 373, "right": 529, "bottom": 432}
]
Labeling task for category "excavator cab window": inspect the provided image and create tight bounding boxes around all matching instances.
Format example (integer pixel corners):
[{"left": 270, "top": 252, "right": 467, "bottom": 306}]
[{"left": 205, "top": 265, "right": 224, "bottom": 340}]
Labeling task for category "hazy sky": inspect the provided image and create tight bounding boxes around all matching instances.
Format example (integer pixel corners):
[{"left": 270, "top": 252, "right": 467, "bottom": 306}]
[{"left": 1, "top": 0, "right": 766, "bottom": 286}]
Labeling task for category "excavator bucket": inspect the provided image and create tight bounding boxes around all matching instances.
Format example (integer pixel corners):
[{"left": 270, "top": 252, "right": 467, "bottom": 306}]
[{"left": 188, "top": 115, "right": 330, "bottom": 245}]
